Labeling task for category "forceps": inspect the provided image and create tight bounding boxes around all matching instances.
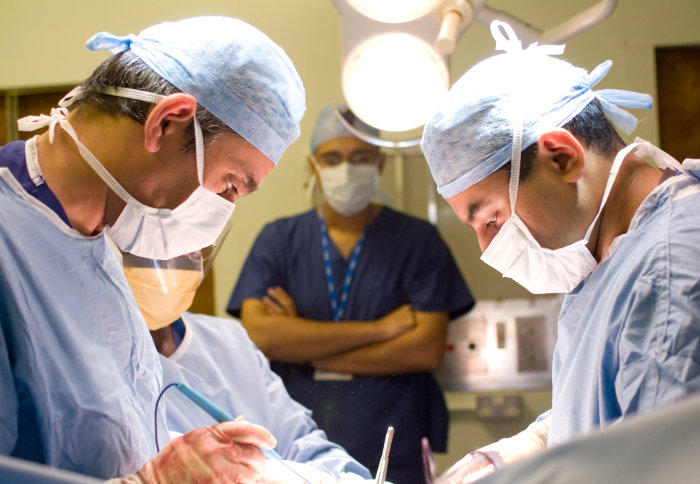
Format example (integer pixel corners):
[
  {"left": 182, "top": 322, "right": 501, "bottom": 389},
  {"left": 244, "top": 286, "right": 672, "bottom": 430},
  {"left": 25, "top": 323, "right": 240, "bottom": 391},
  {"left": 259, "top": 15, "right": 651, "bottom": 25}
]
[{"left": 374, "top": 426, "right": 394, "bottom": 484}]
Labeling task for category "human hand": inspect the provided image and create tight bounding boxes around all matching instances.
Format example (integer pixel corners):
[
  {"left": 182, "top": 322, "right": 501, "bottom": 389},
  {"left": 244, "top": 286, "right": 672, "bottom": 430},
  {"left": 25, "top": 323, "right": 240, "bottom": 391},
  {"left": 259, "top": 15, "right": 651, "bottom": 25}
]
[
  {"left": 433, "top": 451, "right": 496, "bottom": 484},
  {"left": 113, "top": 421, "right": 276, "bottom": 484},
  {"left": 423, "top": 437, "right": 495, "bottom": 484},
  {"left": 262, "top": 286, "right": 298, "bottom": 317},
  {"left": 375, "top": 304, "right": 416, "bottom": 341}
]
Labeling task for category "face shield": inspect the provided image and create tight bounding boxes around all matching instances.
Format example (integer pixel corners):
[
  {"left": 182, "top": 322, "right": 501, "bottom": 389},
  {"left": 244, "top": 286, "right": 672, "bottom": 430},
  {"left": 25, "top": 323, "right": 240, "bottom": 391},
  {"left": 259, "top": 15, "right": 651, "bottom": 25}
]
[{"left": 121, "top": 219, "right": 232, "bottom": 330}]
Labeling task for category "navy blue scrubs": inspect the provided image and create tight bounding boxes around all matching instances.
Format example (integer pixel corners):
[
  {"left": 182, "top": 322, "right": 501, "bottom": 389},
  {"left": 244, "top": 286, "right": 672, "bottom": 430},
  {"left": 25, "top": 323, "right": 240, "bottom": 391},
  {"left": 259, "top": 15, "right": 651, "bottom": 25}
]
[
  {"left": 229, "top": 207, "right": 474, "bottom": 483},
  {"left": 0, "top": 140, "right": 70, "bottom": 224}
]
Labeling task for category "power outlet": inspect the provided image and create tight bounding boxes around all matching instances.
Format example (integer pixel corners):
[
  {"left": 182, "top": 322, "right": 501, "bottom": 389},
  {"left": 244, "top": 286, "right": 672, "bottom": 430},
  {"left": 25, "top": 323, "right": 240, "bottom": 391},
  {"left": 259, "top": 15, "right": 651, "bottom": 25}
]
[{"left": 476, "top": 395, "right": 523, "bottom": 420}]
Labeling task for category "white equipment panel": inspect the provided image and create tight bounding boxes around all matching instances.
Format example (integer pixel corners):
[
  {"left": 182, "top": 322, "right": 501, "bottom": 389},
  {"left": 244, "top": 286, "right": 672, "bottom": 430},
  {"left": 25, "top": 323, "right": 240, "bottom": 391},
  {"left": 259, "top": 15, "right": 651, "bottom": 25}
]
[{"left": 435, "top": 297, "right": 562, "bottom": 391}]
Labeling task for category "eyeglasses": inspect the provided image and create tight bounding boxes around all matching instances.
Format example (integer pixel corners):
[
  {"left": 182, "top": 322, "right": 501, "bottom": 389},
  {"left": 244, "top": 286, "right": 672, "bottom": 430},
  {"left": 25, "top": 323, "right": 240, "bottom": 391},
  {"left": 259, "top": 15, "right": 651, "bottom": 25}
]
[{"left": 316, "top": 149, "right": 380, "bottom": 167}]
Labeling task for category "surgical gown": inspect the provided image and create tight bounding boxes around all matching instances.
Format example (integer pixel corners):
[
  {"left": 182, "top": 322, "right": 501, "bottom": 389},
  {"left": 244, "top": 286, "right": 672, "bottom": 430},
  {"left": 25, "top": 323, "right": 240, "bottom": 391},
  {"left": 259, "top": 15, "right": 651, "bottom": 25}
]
[
  {"left": 478, "top": 393, "right": 700, "bottom": 484},
  {"left": 160, "top": 312, "right": 371, "bottom": 479},
  {"left": 548, "top": 159, "right": 700, "bottom": 445},
  {"left": 0, "top": 140, "right": 167, "bottom": 478}
]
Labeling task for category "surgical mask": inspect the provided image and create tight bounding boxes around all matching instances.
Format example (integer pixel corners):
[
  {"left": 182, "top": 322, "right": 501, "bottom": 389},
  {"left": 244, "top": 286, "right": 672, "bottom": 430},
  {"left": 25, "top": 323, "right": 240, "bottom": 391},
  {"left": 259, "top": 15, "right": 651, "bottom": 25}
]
[
  {"left": 313, "top": 160, "right": 379, "bottom": 216},
  {"left": 480, "top": 122, "right": 638, "bottom": 294},
  {"left": 119, "top": 220, "right": 231, "bottom": 330},
  {"left": 124, "top": 265, "right": 202, "bottom": 330},
  {"left": 17, "top": 86, "right": 235, "bottom": 260}
]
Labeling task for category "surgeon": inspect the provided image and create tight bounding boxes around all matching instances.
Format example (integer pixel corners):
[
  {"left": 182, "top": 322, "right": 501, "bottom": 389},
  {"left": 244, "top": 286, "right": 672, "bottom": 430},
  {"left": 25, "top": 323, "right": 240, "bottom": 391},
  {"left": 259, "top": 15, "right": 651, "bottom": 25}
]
[
  {"left": 419, "top": 20, "right": 700, "bottom": 476},
  {"left": 0, "top": 16, "right": 305, "bottom": 483},
  {"left": 121, "top": 240, "right": 379, "bottom": 484},
  {"left": 229, "top": 104, "right": 473, "bottom": 483}
]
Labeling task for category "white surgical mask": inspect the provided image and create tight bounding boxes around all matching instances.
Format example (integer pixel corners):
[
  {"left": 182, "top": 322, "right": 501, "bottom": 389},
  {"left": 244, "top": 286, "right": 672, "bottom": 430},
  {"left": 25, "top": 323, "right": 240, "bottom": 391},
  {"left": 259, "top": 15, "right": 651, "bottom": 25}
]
[
  {"left": 18, "top": 86, "right": 235, "bottom": 260},
  {"left": 313, "top": 160, "right": 379, "bottom": 216},
  {"left": 480, "top": 118, "right": 640, "bottom": 294}
]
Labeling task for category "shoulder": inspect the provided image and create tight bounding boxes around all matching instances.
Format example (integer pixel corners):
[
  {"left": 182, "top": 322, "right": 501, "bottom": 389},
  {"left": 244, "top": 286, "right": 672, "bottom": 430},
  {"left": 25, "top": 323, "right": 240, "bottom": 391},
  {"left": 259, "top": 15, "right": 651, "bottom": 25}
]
[
  {"left": 0, "top": 141, "right": 26, "bottom": 161},
  {"left": 376, "top": 207, "right": 438, "bottom": 235},
  {"left": 180, "top": 312, "right": 261, "bottom": 358},
  {"left": 183, "top": 311, "right": 246, "bottom": 332},
  {"left": 257, "top": 209, "right": 317, "bottom": 240}
]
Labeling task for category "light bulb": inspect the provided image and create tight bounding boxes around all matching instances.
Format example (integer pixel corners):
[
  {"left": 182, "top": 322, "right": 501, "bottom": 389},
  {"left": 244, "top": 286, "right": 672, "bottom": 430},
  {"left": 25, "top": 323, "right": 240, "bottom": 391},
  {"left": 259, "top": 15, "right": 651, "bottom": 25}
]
[
  {"left": 347, "top": 0, "right": 440, "bottom": 23},
  {"left": 342, "top": 33, "right": 449, "bottom": 132}
]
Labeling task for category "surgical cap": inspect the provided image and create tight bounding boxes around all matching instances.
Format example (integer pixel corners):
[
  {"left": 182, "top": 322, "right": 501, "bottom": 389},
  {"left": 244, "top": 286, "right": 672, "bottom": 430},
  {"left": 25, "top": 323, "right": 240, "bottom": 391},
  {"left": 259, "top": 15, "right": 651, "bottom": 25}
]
[
  {"left": 86, "top": 16, "right": 306, "bottom": 165},
  {"left": 421, "top": 21, "right": 652, "bottom": 199},
  {"left": 310, "top": 104, "right": 379, "bottom": 153}
]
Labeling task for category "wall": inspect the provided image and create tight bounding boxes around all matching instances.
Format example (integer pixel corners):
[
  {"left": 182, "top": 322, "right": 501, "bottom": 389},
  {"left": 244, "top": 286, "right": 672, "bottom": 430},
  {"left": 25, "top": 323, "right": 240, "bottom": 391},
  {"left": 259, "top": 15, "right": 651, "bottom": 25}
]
[{"left": 2, "top": 0, "right": 699, "bottom": 471}]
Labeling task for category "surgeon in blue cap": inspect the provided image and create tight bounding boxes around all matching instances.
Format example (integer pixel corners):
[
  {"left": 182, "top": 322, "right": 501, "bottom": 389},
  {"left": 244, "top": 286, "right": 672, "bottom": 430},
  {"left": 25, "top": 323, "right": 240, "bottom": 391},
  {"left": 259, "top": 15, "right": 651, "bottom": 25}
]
[
  {"left": 228, "top": 104, "right": 474, "bottom": 484},
  {"left": 420, "top": 20, "right": 700, "bottom": 478},
  {"left": 0, "top": 16, "right": 304, "bottom": 483}
]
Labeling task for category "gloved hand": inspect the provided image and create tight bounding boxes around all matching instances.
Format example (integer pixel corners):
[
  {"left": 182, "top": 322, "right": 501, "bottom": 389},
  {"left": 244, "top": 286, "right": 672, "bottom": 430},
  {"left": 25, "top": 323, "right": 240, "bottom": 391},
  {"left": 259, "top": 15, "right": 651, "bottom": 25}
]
[
  {"left": 422, "top": 416, "right": 550, "bottom": 484},
  {"left": 478, "top": 414, "right": 550, "bottom": 464},
  {"left": 110, "top": 420, "right": 276, "bottom": 484}
]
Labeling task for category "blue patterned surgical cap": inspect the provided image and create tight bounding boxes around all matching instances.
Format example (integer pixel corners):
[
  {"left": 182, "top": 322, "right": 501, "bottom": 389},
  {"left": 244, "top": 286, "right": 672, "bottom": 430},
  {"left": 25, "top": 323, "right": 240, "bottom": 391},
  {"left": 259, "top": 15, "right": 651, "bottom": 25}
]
[
  {"left": 87, "top": 16, "right": 306, "bottom": 165},
  {"left": 310, "top": 104, "right": 380, "bottom": 153},
  {"left": 421, "top": 21, "right": 652, "bottom": 199}
]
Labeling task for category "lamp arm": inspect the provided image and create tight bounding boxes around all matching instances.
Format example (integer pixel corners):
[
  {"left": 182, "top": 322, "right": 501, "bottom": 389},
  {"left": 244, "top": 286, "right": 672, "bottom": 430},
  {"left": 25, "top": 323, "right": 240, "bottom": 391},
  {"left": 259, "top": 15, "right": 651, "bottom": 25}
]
[{"left": 333, "top": 109, "right": 422, "bottom": 150}]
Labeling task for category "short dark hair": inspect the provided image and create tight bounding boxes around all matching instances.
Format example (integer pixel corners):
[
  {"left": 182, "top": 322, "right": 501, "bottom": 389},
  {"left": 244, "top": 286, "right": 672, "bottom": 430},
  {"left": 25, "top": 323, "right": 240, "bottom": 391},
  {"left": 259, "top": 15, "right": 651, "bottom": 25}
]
[
  {"left": 70, "top": 50, "right": 235, "bottom": 151},
  {"left": 500, "top": 98, "right": 626, "bottom": 180}
]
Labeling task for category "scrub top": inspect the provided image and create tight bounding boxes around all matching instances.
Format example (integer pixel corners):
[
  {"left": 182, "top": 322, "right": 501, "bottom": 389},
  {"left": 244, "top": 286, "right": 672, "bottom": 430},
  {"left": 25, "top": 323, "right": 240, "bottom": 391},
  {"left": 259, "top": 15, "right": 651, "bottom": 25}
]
[
  {"left": 549, "top": 160, "right": 700, "bottom": 446},
  {"left": 160, "top": 312, "right": 371, "bottom": 480},
  {"left": 228, "top": 207, "right": 474, "bottom": 483},
  {"left": 0, "top": 140, "right": 167, "bottom": 478}
]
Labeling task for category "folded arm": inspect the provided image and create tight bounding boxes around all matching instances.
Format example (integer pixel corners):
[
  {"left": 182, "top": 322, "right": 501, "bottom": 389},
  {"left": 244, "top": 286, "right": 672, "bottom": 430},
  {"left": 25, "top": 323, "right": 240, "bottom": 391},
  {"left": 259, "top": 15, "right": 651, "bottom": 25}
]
[
  {"left": 240, "top": 296, "right": 414, "bottom": 363},
  {"left": 311, "top": 310, "right": 448, "bottom": 376}
]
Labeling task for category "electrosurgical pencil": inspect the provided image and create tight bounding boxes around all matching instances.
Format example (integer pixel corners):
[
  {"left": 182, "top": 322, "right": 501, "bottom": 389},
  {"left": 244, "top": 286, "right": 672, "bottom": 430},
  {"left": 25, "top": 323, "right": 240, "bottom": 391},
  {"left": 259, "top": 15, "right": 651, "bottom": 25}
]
[{"left": 174, "top": 381, "right": 313, "bottom": 484}]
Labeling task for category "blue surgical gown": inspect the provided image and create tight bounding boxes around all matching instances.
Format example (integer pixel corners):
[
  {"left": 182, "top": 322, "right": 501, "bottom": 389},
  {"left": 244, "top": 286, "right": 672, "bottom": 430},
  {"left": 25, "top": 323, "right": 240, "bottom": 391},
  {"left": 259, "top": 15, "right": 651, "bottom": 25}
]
[
  {"left": 0, "top": 141, "right": 167, "bottom": 478},
  {"left": 160, "top": 312, "right": 371, "bottom": 479},
  {"left": 548, "top": 159, "right": 700, "bottom": 446},
  {"left": 228, "top": 207, "right": 474, "bottom": 484},
  {"left": 479, "top": 393, "right": 700, "bottom": 484}
]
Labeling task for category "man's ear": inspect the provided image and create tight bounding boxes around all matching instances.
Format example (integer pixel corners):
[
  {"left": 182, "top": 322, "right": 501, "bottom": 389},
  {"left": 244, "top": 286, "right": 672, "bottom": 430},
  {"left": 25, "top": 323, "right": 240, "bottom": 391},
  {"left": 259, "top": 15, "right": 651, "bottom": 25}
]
[
  {"left": 143, "top": 93, "right": 198, "bottom": 153},
  {"left": 537, "top": 128, "right": 586, "bottom": 183}
]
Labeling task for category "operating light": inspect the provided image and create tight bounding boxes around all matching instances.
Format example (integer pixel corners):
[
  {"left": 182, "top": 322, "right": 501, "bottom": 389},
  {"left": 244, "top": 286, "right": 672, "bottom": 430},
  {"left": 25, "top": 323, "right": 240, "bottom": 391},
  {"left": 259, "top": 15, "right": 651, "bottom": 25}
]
[
  {"left": 347, "top": 0, "right": 440, "bottom": 23},
  {"left": 332, "top": 0, "right": 619, "bottom": 139},
  {"left": 343, "top": 33, "right": 449, "bottom": 132}
]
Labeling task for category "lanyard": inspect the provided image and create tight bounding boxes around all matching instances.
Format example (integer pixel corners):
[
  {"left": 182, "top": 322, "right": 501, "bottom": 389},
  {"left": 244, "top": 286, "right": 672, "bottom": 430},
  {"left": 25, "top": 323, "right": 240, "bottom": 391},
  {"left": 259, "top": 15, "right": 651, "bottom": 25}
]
[{"left": 319, "top": 206, "right": 372, "bottom": 322}]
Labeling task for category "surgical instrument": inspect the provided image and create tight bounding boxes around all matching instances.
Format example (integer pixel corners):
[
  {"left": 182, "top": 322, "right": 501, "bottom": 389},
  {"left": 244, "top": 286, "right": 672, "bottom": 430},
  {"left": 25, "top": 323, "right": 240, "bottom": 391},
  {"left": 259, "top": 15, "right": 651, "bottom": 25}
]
[
  {"left": 374, "top": 426, "right": 394, "bottom": 484},
  {"left": 174, "top": 381, "right": 313, "bottom": 484}
]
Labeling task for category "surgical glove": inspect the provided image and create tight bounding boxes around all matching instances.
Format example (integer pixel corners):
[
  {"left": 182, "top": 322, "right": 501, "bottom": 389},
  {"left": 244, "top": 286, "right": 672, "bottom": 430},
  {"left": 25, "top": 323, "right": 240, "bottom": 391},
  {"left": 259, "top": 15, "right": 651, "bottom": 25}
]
[
  {"left": 479, "top": 415, "right": 550, "bottom": 464},
  {"left": 110, "top": 420, "right": 276, "bottom": 484},
  {"left": 426, "top": 416, "right": 550, "bottom": 484},
  {"left": 433, "top": 450, "right": 500, "bottom": 484}
]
